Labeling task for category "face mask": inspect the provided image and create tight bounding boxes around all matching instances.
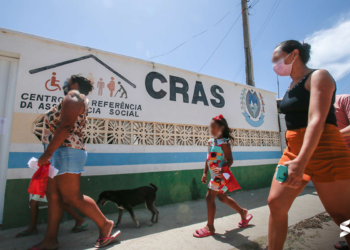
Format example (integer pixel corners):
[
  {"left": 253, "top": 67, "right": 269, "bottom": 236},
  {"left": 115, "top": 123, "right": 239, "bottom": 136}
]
[{"left": 273, "top": 53, "right": 296, "bottom": 76}]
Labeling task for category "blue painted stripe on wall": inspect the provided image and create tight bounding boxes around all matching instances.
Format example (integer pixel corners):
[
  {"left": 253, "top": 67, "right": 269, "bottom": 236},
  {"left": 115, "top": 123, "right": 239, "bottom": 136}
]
[{"left": 8, "top": 151, "right": 282, "bottom": 169}]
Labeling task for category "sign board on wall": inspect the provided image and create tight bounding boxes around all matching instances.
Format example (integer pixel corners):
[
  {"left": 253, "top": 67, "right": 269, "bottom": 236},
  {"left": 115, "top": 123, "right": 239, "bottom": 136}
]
[{"left": 2, "top": 29, "right": 279, "bottom": 131}]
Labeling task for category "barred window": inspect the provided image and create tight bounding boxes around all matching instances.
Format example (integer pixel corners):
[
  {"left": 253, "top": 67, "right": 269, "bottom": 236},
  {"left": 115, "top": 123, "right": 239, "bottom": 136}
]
[{"left": 33, "top": 116, "right": 280, "bottom": 147}]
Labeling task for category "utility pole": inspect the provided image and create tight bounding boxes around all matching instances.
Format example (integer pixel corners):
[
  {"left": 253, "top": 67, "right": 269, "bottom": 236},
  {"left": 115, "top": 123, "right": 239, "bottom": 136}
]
[
  {"left": 277, "top": 75, "right": 280, "bottom": 98},
  {"left": 241, "top": 0, "right": 255, "bottom": 86}
]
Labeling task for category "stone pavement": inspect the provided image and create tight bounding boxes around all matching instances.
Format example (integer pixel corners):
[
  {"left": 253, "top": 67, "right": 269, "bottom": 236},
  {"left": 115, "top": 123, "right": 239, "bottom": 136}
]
[{"left": 0, "top": 187, "right": 344, "bottom": 250}]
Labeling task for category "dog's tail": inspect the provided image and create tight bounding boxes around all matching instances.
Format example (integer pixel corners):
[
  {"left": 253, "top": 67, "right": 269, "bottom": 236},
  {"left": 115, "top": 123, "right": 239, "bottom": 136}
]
[{"left": 149, "top": 183, "right": 158, "bottom": 192}]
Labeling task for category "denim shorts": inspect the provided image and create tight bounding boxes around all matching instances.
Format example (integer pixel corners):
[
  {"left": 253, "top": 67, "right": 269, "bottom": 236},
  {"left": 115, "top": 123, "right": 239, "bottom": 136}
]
[{"left": 44, "top": 144, "right": 87, "bottom": 175}]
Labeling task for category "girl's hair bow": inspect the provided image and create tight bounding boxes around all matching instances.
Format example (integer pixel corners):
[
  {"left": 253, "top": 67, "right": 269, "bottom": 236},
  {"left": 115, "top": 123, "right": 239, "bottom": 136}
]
[{"left": 213, "top": 114, "right": 224, "bottom": 121}]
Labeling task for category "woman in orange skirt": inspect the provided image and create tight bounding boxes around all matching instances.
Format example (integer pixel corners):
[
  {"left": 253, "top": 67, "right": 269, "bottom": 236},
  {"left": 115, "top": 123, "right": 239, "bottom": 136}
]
[{"left": 268, "top": 40, "right": 350, "bottom": 250}]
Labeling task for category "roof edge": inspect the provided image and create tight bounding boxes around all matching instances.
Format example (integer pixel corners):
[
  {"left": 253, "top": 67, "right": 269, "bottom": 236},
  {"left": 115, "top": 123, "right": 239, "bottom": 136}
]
[{"left": 0, "top": 27, "right": 277, "bottom": 96}]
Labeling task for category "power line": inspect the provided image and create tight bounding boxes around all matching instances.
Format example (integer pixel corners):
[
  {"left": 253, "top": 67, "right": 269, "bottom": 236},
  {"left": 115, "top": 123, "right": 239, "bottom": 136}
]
[
  {"left": 342, "top": 85, "right": 350, "bottom": 94},
  {"left": 339, "top": 73, "right": 350, "bottom": 94},
  {"left": 340, "top": 84, "right": 350, "bottom": 94},
  {"left": 149, "top": 3, "right": 241, "bottom": 60},
  {"left": 252, "top": 0, "right": 281, "bottom": 48},
  {"left": 233, "top": 61, "right": 244, "bottom": 81},
  {"left": 198, "top": 13, "right": 242, "bottom": 72},
  {"left": 232, "top": 0, "right": 281, "bottom": 81},
  {"left": 249, "top": 0, "right": 260, "bottom": 10},
  {"left": 337, "top": 68, "right": 350, "bottom": 93}
]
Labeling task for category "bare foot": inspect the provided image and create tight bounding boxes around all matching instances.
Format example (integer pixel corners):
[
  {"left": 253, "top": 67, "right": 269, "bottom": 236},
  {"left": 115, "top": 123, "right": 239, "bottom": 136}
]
[
  {"left": 16, "top": 228, "right": 39, "bottom": 238},
  {"left": 240, "top": 208, "right": 248, "bottom": 220},
  {"left": 204, "top": 225, "right": 215, "bottom": 233},
  {"left": 95, "top": 220, "right": 114, "bottom": 247},
  {"left": 28, "top": 239, "right": 59, "bottom": 250},
  {"left": 71, "top": 218, "right": 86, "bottom": 232}
]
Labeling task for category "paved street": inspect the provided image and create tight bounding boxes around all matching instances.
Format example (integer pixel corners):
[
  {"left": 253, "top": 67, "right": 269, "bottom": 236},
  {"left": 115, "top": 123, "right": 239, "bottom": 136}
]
[{"left": 0, "top": 187, "right": 343, "bottom": 250}]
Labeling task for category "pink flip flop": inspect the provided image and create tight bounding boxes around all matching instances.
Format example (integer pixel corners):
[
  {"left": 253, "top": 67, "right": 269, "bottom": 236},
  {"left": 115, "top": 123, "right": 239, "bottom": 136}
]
[
  {"left": 94, "top": 230, "right": 121, "bottom": 248},
  {"left": 193, "top": 228, "right": 215, "bottom": 238},
  {"left": 238, "top": 214, "right": 253, "bottom": 228}
]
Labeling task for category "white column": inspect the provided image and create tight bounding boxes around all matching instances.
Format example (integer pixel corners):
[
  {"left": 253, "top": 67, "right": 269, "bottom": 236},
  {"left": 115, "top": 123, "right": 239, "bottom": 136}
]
[
  {"left": 0, "top": 60, "right": 10, "bottom": 123},
  {"left": 0, "top": 58, "right": 19, "bottom": 224}
]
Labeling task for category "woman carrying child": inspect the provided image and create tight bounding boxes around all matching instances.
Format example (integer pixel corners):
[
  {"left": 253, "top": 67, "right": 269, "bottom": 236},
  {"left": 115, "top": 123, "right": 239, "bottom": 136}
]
[{"left": 193, "top": 114, "right": 253, "bottom": 238}]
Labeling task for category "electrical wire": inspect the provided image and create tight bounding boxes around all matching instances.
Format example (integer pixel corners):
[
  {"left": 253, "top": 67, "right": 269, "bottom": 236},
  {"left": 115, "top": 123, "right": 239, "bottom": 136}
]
[
  {"left": 198, "top": 13, "right": 242, "bottom": 72},
  {"left": 232, "top": 0, "right": 281, "bottom": 81},
  {"left": 342, "top": 85, "right": 350, "bottom": 94},
  {"left": 339, "top": 74, "right": 350, "bottom": 94},
  {"left": 337, "top": 68, "right": 350, "bottom": 93},
  {"left": 233, "top": 61, "right": 245, "bottom": 81},
  {"left": 249, "top": 0, "right": 260, "bottom": 10},
  {"left": 149, "top": 3, "right": 241, "bottom": 60},
  {"left": 252, "top": 0, "right": 281, "bottom": 48}
]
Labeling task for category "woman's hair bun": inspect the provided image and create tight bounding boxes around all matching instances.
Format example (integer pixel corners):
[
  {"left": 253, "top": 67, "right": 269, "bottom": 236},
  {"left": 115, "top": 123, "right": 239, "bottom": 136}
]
[
  {"left": 302, "top": 42, "right": 311, "bottom": 53},
  {"left": 276, "top": 40, "right": 311, "bottom": 64}
]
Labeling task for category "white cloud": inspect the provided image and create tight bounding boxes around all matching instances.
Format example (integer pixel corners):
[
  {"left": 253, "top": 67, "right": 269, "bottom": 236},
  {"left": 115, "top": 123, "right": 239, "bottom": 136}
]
[{"left": 305, "top": 17, "right": 350, "bottom": 81}]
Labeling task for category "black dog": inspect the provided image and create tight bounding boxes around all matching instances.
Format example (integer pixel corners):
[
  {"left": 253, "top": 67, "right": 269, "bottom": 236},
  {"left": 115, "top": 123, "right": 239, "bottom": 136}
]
[{"left": 96, "top": 183, "right": 159, "bottom": 228}]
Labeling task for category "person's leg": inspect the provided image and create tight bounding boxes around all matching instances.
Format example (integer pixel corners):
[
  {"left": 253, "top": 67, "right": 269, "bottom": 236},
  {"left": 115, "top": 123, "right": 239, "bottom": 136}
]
[
  {"left": 56, "top": 173, "right": 113, "bottom": 244},
  {"left": 217, "top": 192, "right": 248, "bottom": 220},
  {"left": 16, "top": 200, "right": 40, "bottom": 237},
  {"left": 313, "top": 179, "right": 350, "bottom": 246},
  {"left": 28, "top": 200, "right": 40, "bottom": 231},
  {"left": 204, "top": 189, "right": 219, "bottom": 233},
  {"left": 62, "top": 203, "right": 86, "bottom": 231},
  {"left": 31, "top": 176, "right": 63, "bottom": 249},
  {"left": 268, "top": 177, "right": 308, "bottom": 250}
]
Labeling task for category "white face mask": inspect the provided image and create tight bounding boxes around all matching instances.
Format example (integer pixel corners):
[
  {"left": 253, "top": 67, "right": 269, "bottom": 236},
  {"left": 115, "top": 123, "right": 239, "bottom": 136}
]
[{"left": 273, "top": 53, "right": 296, "bottom": 76}]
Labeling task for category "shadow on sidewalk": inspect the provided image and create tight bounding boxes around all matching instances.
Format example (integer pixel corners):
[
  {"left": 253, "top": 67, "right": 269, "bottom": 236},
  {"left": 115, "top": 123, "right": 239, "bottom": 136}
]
[
  {"left": 0, "top": 187, "right": 316, "bottom": 250},
  {"left": 213, "top": 226, "right": 258, "bottom": 248}
]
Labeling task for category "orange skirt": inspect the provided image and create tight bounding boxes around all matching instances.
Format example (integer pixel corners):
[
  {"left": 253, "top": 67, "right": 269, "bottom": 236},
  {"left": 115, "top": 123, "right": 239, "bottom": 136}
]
[{"left": 279, "top": 124, "right": 350, "bottom": 182}]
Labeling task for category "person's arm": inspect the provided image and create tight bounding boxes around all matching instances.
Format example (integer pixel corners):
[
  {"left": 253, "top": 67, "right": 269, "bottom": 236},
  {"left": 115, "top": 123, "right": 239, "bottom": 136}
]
[
  {"left": 339, "top": 95, "right": 350, "bottom": 137},
  {"left": 340, "top": 126, "right": 350, "bottom": 137},
  {"left": 202, "top": 141, "right": 211, "bottom": 184},
  {"left": 221, "top": 144, "right": 233, "bottom": 167},
  {"left": 38, "top": 91, "right": 84, "bottom": 166},
  {"left": 283, "top": 70, "right": 335, "bottom": 188},
  {"left": 202, "top": 160, "right": 209, "bottom": 184}
]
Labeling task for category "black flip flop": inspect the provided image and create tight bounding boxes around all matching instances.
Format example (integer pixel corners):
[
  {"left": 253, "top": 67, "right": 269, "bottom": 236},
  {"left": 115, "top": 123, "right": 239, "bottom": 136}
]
[
  {"left": 335, "top": 241, "right": 349, "bottom": 250},
  {"left": 71, "top": 223, "right": 88, "bottom": 233},
  {"left": 16, "top": 231, "right": 39, "bottom": 238}
]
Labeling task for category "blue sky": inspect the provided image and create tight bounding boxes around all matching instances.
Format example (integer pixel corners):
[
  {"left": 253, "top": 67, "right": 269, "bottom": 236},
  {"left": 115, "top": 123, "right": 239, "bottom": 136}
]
[{"left": 1, "top": 0, "right": 350, "bottom": 96}]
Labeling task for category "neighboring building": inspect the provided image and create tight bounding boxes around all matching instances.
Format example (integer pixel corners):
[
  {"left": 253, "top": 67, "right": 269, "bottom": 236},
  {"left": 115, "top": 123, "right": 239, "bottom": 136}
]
[{"left": 0, "top": 28, "right": 281, "bottom": 229}]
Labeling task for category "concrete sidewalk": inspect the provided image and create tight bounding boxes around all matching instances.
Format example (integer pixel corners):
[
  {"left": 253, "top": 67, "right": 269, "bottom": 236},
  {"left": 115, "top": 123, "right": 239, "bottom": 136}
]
[{"left": 0, "top": 187, "right": 343, "bottom": 250}]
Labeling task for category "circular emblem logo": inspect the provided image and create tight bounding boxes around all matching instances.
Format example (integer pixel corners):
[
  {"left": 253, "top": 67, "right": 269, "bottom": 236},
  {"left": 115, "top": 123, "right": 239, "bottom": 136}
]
[{"left": 240, "top": 88, "right": 265, "bottom": 127}]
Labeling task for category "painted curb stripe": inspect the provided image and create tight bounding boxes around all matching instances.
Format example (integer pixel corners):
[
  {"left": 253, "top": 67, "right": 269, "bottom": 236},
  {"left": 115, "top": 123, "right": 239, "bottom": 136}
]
[
  {"left": 8, "top": 151, "right": 282, "bottom": 169},
  {"left": 7, "top": 159, "right": 280, "bottom": 179}
]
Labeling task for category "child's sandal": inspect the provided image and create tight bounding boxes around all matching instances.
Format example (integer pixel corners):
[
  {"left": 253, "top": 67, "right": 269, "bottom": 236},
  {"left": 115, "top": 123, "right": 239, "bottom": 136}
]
[
  {"left": 193, "top": 228, "right": 215, "bottom": 238},
  {"left": 238, "top": 214, "right": 253, "bottom": 228}
]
